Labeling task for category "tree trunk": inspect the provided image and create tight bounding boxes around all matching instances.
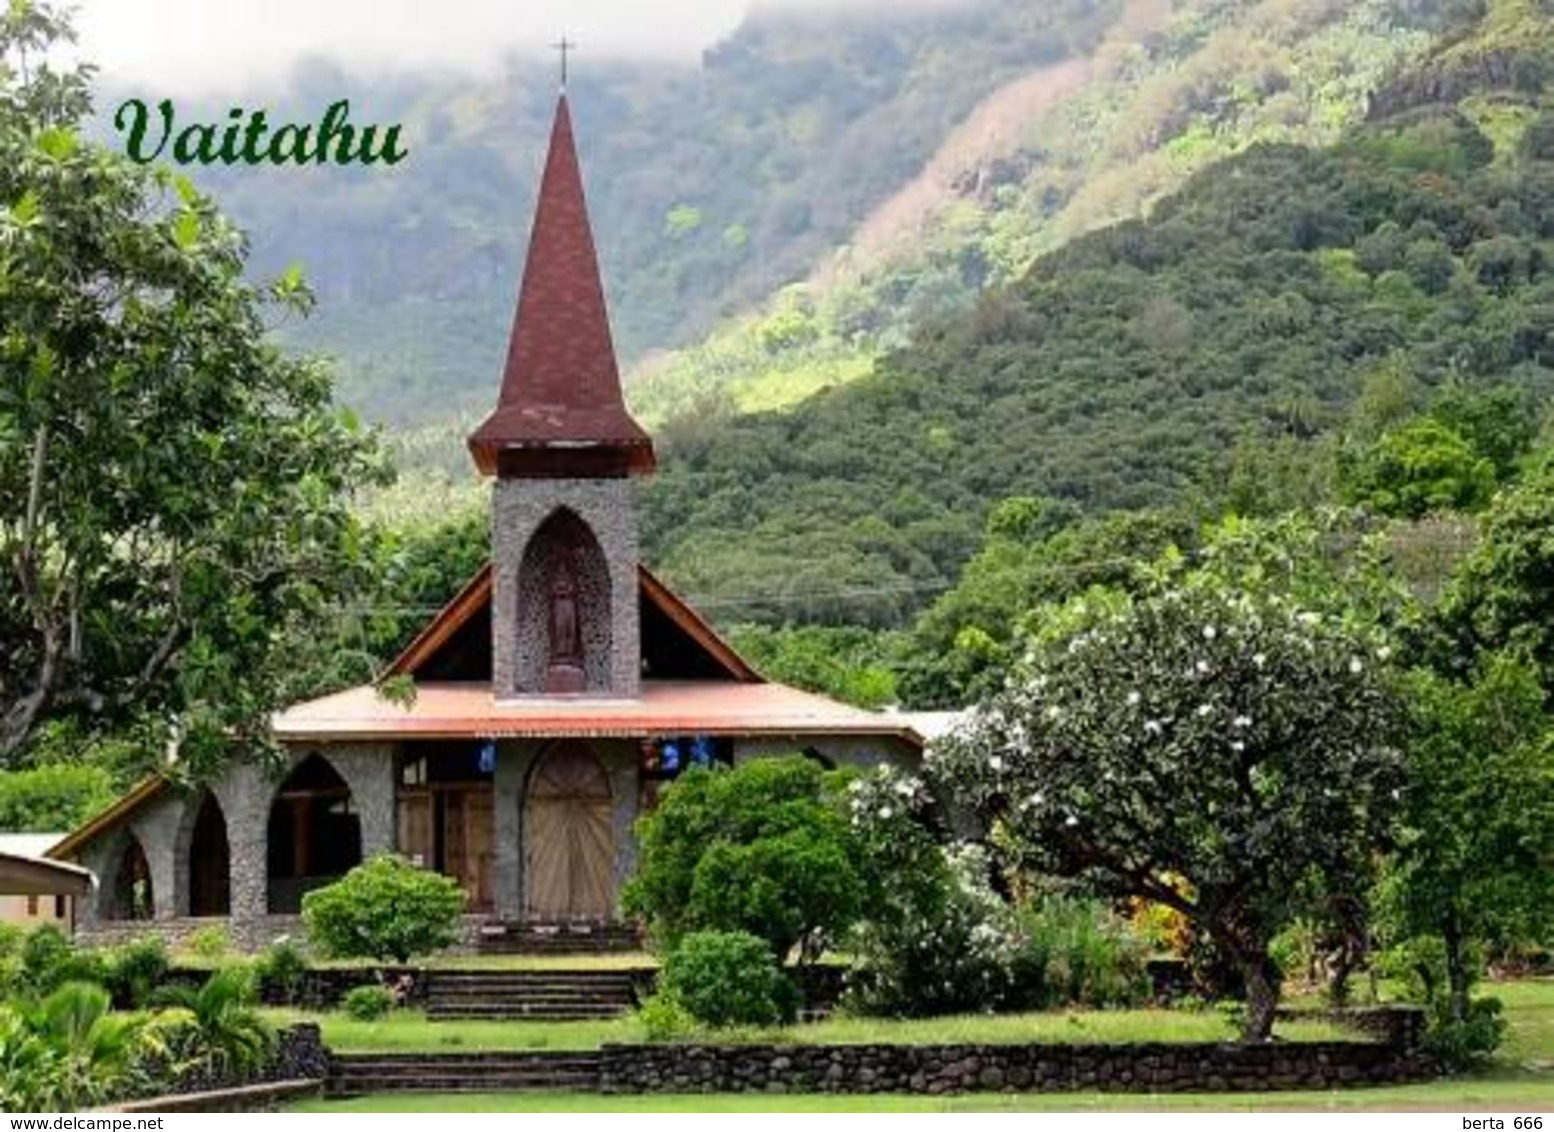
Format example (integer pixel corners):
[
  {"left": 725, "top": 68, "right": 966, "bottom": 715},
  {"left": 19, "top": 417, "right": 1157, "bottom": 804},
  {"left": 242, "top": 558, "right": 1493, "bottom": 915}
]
[
  {"left": 1210, "top": 922, "right": 1281, "bottom": 1042},
  {"left": 1238, "top": 949, "right": 1281, "bottom": 1042},
  {"left": 1442, "top": 919, "right": 1470, "bottom": 1025}
]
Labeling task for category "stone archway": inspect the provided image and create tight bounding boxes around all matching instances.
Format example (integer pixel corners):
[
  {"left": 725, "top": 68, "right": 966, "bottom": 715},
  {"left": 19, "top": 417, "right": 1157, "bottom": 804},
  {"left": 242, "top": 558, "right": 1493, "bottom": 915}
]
[
  {"left": 103, "top": 834, "right": 153, "bottom": 921},
  {"left": 267, "top": 753, "right": 362, "bottom": 913},
  {"left": 186, "top": 791, "right": 231, "bottom": 916},
  {"left": 522, "top": 744, "right": 614, "bottom": 920}
]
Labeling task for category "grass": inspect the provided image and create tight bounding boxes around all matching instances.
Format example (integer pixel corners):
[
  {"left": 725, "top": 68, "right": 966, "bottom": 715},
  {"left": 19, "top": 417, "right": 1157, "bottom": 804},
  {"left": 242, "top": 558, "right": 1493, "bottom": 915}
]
[{"left": 276, "top": 1007, "right": 1351, "bottom": 1054}]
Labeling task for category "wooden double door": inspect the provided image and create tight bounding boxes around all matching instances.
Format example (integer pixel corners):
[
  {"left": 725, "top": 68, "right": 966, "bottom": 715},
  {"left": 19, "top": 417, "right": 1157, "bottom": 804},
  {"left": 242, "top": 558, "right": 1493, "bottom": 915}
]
[
  {"left": 398, "top": 785, "right": 494, "bottom": 912},
  {"left": 523, "top": 744, "right": 615, "bottom": 921}
]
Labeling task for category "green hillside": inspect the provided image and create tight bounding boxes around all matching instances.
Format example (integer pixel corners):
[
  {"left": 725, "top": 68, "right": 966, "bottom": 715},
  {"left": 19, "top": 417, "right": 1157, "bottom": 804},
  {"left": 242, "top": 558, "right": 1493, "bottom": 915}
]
[
  {"left": 637, "top": 0, "right": 1554, "bottom": 629},
  {"left": 628, "top": 0, "right": 1450, "bottom": 426}
]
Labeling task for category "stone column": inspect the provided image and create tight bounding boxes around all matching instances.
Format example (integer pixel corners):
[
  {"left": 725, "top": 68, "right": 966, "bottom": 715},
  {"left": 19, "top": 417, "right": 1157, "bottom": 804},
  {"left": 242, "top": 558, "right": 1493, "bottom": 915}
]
[
  {"left": 213, "top": 761, "right": 272, "bottom": 929},
  {"left": 328, "top": 743, "right": 397, "bottom": 859},
  {"left": 132, "top": 796, "right": 183, "bottom": 921}
]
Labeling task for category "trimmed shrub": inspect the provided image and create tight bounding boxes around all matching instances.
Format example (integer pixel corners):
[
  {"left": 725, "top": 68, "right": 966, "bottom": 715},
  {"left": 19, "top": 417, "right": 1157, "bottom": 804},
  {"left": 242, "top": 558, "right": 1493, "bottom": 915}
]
[
  {"left": 1423, "top": 996, "right": 1506, "bottom": 1070},
  {"left": 254, "top": 937, "right": 309, "bottom": 1005},
  {"left": 106, "top": 937, "right": 169, "bottom": 1009},
  {"left": 185, "top": 924, "right": 232, "bottom": 962},
  {"left": 657, "top": 930, "right": 797, "bottom": 1029},
  {"left": 342, "top": 983, "right": 396, "bottom": 1021},
  {"left": 302, "top": 855, "right": 465, "bottom": 963}
]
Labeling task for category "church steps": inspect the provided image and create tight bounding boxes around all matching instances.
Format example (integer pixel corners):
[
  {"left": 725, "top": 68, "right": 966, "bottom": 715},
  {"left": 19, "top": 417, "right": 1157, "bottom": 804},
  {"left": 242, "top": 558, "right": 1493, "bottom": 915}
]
[
  {"left": 327, "top": 1052, "right": 604, "bottom": 1096},
  {"left": 422, "top": 969, "right": 639, "bottom": 1021}
]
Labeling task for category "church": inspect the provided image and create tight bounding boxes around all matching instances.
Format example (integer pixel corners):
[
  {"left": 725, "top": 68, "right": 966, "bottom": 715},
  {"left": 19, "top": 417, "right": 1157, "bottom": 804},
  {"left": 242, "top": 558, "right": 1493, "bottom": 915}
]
[{"left": 49, "top": 94, "right": 925, "bottom": 951}]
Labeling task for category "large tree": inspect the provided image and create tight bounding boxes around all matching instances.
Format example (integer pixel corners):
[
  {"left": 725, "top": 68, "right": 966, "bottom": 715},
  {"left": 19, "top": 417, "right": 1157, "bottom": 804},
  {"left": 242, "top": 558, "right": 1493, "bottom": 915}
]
[
  {"left": 1383, "top": 655, "right": 1554, "bottom": 1026},
  {"left": 0, "top": 3, "right": 384, "bottom": 769},
  {"left": 934, "top": 531, "right": 1404, "bottom": 1041}
]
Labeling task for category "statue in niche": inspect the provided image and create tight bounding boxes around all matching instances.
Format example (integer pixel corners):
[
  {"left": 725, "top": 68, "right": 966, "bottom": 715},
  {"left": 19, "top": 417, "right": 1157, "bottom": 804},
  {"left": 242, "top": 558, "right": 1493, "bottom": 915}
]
[{"left": 544, "top": 551, "right": 586, "bottom": 693}]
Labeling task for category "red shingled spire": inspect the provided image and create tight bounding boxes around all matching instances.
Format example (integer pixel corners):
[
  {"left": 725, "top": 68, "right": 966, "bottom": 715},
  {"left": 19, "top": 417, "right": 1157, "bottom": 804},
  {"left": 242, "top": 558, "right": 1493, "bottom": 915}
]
[{"left": 468, "top": 95, "right": 655, "bottom": 477}]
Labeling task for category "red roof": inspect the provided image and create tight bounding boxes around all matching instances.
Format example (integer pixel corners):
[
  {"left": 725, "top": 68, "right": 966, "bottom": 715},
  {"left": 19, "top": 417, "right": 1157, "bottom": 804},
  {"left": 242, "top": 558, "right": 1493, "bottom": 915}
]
[
  {"left": 468, "top": 95, "right": 654, "bottom": 476},
  {"left": 273, "top": 680, "right": 923, "bottom": 745}
]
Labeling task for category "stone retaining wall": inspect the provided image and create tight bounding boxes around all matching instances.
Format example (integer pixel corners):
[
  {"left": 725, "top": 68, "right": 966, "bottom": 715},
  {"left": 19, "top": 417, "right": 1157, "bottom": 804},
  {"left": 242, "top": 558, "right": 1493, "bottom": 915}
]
[{"left": 598, "top": 1032, "right": 1434, "bottom": 1095}]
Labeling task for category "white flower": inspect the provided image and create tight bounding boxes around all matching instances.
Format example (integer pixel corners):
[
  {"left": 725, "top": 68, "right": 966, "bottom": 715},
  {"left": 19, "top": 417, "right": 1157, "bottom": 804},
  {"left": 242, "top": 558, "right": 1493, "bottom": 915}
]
[
  {"left": 1046, "top": 705, "right": 1062, "bottom": 721},
  {"left": 1064, "top": 814, "right": 1079, "bottom": 827},
  {"left": 879, "top": 807, "right": 893, "bottom": 820},
  {"left": 1253, "top": 652, "right": 1267, "bottom": 668},
  {"left": 1144, "top": 719, "right": 1163, "bottom": 736},
  {"left": 988, "top": 755, "right": 1004, "bottom": 772},
  {"left": 1203, "top": 625, "right": 1217, "bottom": 640},
  {"left": 1126, "top": 690, "right": 1141, "bottom": 706},
  {"left": 1196, "top": 659, "right": 1210, "bottom": 673},
  {"left": 1196, "top": 703, "right": 1212, "bottom": 718},
  {"left": 1377, "top": 645, "right": 1392, "bottom": 661},
  {"left": 1028, "top": 791, "right": 1045, "bottom": 807},
  {"left": 1233, "top": 715, "right": 1251, "bottom": 729},
  {"left": 1349, "top": 657, "right": 1364, "bottom": 674},
  {"left": 1231, "top": 740, "right": 1245, "bottom": 753}
]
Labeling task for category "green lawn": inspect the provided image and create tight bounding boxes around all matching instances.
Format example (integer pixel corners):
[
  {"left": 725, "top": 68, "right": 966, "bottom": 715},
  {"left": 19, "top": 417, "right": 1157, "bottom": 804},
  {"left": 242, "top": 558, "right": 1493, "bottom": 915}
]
[{"left": 283, "top": 1008, "right": 1351, "bottom": 1054}]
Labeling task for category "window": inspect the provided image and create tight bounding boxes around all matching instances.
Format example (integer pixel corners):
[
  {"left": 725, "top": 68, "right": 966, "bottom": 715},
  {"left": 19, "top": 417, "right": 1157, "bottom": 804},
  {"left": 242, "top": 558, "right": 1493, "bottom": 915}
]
[
  {"left": 54, "top": 894, "right": 66, "bottom": 919},
  {"left": 26, "top": 895, "right": 38, "bottom": 916}
]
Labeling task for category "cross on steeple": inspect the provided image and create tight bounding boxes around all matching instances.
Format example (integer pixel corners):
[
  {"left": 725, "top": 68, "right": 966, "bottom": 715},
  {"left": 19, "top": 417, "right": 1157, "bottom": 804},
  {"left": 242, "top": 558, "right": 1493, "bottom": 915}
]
[{"left": 552, "top": 36, "right": 576, "bottom": 90}]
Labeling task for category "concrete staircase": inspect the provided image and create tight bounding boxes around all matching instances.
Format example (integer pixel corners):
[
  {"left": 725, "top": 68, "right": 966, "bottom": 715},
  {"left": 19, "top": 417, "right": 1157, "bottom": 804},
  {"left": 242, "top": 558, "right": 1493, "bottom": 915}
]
[
  {"left": 327, "top": 1051, "right": 602, "bottom": 1096},
  {"left": 476, "top": 919, "right": 642, "bottom": 955},
  {"left": 423, "top": 969, "right": 641, "bottom": 1021}
]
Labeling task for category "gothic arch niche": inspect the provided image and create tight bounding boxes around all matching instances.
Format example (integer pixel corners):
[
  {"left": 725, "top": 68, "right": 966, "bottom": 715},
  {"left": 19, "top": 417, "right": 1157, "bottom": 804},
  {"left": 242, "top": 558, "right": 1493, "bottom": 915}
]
[
  {"left": 183, "top": 791, "right": 231, "bottom": 916},
  {"left": 267, "top": 754, "right": 362, "bottom": 913},
  {"left": 516, "top": 508, "right": 612, "bottom": 694},
  {"left": 102, "top": 834, "right": 153, "bottom": 921},
  {"left": 522, "top": 744, "right": 614, "bottom": 920}
]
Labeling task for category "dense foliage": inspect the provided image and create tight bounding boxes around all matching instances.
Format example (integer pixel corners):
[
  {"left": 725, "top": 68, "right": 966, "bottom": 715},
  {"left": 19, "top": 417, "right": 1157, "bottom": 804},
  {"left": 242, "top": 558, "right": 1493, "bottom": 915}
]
[
  {"left": 1381, "top": 656, "right": 1552, "bottom": 1045},
  {"left": 622, "top": 757, "right": 863, "bottom": 963},
  {"left": 301, "top": 855, "right": 465, "bottom": 963},
  {"left": 0, "top": 3, "right": 385, "bottom": 769},
  {"left": 651, "top": 930, "right": 799, "bottom": 1030},
  {"left": 639, "top": 68, "right": 1554, "bottom": 630}
]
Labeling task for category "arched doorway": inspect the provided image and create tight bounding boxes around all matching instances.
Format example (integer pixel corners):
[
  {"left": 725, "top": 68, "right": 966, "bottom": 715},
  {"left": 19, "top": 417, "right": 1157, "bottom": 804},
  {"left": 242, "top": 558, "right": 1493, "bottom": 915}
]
[
  {"left": 187, "top": 792, "right": 230, "bottom": 916},
  {"left": 104, "top": 835, "right": 153, "bottom": 921},
  {"left": 522, "top": 744, "right": 614, "bottom": 920},
  {"left": 267, "top": 754, "right": 362, "bottom": 913}
]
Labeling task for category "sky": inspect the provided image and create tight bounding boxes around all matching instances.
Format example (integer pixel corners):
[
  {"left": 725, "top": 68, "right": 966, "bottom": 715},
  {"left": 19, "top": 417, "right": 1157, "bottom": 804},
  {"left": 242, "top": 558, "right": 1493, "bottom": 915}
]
[{"left": 72, "top": 0, "right": 939, "bottom": 93}]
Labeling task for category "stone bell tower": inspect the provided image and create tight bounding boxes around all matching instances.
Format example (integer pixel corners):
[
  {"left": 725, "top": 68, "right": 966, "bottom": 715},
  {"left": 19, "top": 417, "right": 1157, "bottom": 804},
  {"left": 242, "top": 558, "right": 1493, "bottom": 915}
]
[{"left": 468, "top": 94, "right": 655, "bottom": 700}]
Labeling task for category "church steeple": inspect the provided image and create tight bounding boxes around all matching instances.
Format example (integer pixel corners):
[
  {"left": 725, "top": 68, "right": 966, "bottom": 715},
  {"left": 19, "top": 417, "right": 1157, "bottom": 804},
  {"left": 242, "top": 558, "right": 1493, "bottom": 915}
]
[{"left": 468, "top": 94, "right": 654, "bottom": 478}]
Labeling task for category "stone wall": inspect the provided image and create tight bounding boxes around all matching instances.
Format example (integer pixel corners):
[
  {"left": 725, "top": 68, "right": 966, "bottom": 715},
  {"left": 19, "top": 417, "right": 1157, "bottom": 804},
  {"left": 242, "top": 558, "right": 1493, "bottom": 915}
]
[{"left": 598, "top": 1032, "right": 1434, "bottom": 1095}]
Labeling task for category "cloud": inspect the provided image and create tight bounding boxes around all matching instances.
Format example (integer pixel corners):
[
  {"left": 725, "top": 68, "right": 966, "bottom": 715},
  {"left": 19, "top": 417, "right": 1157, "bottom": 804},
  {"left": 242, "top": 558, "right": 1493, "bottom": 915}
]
[{"left": 74, "top": 0, "right": 752, "bottom": 93}]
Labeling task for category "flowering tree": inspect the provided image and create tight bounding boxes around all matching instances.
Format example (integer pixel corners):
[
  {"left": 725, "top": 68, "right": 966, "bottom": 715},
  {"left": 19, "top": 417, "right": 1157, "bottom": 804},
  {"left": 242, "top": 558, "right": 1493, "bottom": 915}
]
[{"left": 934, "top": 584, "right": 1402, "bottom": 1040}]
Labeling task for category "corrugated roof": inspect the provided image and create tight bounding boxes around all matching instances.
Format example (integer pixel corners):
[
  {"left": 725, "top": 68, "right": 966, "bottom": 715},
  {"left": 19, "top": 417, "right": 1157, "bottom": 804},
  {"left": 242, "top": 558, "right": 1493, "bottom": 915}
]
[
  {"left": 468, "top": 94, "right": 653, "bottom": 475},
  {"left": 274, "top": 679, "right": 923, "bottom": 745}
]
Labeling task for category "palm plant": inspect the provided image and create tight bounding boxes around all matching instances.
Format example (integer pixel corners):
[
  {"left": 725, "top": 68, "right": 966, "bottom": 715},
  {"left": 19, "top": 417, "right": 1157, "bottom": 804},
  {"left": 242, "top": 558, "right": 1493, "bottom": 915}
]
[
  {"left": 154, "top": 966, "right": 275, "bottom": 1082},
  {"left": 26, "top": 983, "right": 140, "bottom": 1108},
  {"left": 0, "top": 1007, "right": 66, "bottom": 1112}
]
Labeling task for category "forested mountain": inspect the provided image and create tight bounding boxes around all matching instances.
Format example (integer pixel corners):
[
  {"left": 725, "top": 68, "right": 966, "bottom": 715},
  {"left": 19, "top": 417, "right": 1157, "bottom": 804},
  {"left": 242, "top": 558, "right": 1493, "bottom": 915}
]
[
  {"left": 630, "top": 0, "right": 1453, "bottom": 426},
  {"left": 639, "top": 0, "right": 1554, "bottom": 629}
]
